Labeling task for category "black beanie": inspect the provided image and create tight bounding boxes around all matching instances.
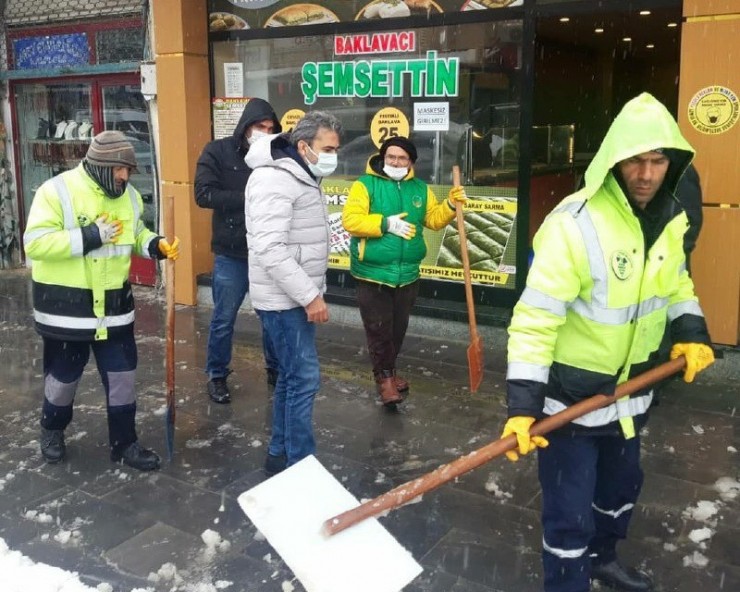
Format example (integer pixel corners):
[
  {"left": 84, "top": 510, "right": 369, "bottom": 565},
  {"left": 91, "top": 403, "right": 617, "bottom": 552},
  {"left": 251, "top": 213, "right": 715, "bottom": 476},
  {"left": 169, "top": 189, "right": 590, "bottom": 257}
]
[{"left": 379, "top": 136, "right": 418, "bottom": 163}]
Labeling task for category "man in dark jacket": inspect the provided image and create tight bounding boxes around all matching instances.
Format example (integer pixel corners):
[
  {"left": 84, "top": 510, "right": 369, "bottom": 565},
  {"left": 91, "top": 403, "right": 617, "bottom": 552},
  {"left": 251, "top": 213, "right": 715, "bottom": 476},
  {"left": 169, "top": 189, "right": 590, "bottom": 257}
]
[
  {"left": 195, "top": 98, "right": 281, "bottom": 403},
  {"left": 676, "top": 163, "right": 703, "bottom": 273}
]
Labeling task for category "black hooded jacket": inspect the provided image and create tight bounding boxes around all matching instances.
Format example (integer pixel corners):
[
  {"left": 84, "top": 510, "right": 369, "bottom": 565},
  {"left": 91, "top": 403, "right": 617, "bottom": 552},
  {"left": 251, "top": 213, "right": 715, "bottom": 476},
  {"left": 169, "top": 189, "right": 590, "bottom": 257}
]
[{"left": 194, "top": 98, "right": 281, "bottom": 258}]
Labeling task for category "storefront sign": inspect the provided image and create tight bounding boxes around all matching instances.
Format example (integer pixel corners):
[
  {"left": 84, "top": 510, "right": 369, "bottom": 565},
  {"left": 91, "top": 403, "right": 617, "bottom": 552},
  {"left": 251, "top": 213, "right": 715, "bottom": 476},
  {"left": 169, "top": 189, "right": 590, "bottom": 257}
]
[
  {"left": 13, "top": 33, "right": 89, "bottom": 70},
  {"left": 209, "top": 0, "right": 521, "bottom": 30},
  {"left": 301, "top": 51, "right": 459, "bottom": 105},
  {"left": 334, "top": 31, "right": 416, "bottom": 55},
  {"left": 414, "top": 102, "right": 449, "bottom": 131},
  {"left": 370, "top": 108, "right": 410, "bottom": 147},
  {"left": 688, "top": 85, "right": 740, "bottom": 135}
]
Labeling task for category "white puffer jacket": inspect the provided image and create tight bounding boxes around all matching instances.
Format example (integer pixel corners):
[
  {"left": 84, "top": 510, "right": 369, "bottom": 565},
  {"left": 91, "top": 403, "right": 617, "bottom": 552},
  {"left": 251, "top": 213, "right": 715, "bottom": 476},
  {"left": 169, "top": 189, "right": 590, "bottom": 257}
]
[{"left": 244, "top": 134, "right": 329, "bottom": 311}]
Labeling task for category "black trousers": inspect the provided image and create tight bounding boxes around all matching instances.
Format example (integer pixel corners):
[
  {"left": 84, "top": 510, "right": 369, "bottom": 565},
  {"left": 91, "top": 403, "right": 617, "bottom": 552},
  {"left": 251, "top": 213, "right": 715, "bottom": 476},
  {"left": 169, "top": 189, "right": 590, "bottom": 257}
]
[
  {"left": 356, "top": 279, "right": 419, "bottom": 376},
  {"left": 539, "top": 432, "right": 643, "bottom": 592},
  {"left": 40, "top": 330, "right": 138, "bottom": 453}
]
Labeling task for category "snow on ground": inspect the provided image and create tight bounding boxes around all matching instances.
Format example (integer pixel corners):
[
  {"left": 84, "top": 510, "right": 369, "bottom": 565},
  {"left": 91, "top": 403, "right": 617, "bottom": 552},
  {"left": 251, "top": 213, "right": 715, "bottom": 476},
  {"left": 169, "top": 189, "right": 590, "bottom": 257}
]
[
  {"left": 0, "top": 531, "right": 236, "bottom": 592},
  {"left": 0, "top": 536, "right": 109, "bottom": 592}
]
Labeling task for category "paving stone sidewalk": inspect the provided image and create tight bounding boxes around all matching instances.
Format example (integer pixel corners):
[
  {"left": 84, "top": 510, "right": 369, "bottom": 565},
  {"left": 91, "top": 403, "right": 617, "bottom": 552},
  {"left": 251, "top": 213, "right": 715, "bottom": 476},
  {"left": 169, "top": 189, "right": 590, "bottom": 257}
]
[{"left": 0, "top": 269, "right": 738, "bottom": 591}]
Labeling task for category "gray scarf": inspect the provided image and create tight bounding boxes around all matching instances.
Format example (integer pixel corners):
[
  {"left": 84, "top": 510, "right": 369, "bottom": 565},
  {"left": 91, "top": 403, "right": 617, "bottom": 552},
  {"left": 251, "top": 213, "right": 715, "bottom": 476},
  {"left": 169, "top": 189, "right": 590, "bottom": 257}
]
[{"left": 83, "top": 159, "right": 126, "bottom": 198}]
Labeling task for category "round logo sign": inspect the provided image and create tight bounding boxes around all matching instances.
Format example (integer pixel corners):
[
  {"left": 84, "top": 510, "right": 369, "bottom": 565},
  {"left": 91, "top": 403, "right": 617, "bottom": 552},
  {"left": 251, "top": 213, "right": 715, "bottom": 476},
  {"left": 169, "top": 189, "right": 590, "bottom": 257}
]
[
  {"left": 687, "top": 85, "right": 740, "bottom": 135},
  {"left": 370, "top": 107, "right": 410, "bottom": 149},
  {"left": 280, "top": 109, "right": 305, "bottom": 133},
  {"left": 610, "top": 250, "right": 634, "bottom": 280}
]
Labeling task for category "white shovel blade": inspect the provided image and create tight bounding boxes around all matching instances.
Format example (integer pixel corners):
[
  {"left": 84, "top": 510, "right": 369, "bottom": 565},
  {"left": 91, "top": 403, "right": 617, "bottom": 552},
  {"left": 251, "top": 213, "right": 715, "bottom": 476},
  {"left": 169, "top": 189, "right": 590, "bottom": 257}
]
[{"left": 238, "top": 455, "right": 423, "bottom": 592}]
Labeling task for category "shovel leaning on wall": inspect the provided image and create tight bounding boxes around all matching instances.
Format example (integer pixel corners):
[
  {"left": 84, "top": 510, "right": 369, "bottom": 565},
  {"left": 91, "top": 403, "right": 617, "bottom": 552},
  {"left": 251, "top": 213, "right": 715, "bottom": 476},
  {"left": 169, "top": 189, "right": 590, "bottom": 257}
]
[{"left": 238, "top": 357, "right": 686, "bottom": 592}]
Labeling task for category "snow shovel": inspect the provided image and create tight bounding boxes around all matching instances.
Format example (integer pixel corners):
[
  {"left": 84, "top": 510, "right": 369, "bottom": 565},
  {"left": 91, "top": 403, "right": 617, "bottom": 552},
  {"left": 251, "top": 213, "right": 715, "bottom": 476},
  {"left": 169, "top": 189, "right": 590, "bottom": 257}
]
[
  {"left": 453, "top": 165, "right": 484, "bottom": 392},
  {"left": 239, "top": 361, "right": 685, "bottom": 592},
  {"left": 164, "top": 195, "right": 176, "bottom": 461},
  {"left": 324, "top": 355, "right": 687, "bottom": 536}
]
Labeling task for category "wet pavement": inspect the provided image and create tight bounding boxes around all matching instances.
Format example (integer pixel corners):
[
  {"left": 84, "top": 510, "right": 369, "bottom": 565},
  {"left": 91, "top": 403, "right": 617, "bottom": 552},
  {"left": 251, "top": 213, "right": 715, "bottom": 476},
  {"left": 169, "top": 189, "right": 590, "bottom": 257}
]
[{"left": 0, "top": 268, "right": 738, "bottom": 592}]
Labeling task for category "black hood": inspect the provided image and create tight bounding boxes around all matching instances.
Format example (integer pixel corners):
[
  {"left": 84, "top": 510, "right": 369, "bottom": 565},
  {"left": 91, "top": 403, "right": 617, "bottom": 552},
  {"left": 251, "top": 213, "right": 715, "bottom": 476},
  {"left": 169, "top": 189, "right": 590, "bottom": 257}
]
[{"left": 233, "top": 98, "right": 282, "bottom": 145}]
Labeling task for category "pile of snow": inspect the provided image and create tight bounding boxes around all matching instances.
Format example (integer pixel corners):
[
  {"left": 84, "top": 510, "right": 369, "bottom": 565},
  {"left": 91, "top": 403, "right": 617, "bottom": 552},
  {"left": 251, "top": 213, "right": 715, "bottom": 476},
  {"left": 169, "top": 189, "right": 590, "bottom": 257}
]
[
  {"left": 0, "top": 536, "right": 101, "bottom": 592},
  {"left": 714, "top": 476, "right": 740, "bottom": 502},
  {"left": 682, "top": 500, "right": 719, "bottom": 523}
]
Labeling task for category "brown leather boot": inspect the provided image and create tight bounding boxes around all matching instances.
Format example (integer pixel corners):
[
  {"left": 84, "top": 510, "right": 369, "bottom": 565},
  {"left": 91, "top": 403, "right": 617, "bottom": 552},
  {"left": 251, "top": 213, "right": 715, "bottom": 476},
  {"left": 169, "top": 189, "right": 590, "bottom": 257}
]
[
  {"left": 393, "top": 372, "right": 409, "bottom": 392},
  {"left": 375, "top": 371, "right": 403, "bottom": 406}
]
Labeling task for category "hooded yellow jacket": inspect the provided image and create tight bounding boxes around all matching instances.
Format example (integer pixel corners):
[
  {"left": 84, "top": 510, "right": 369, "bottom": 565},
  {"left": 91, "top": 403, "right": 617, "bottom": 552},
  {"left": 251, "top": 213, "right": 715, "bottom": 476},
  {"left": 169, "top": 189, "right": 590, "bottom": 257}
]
[{"left": 506, "top": 93, "right": 711, "bottom": 438}]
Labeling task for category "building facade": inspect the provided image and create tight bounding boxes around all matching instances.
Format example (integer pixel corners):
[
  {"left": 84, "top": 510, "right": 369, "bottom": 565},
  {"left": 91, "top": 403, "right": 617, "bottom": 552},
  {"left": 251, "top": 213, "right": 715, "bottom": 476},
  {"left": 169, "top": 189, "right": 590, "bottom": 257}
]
[{"left": 2, "top": 0, "right": 738, "bottom": 344}]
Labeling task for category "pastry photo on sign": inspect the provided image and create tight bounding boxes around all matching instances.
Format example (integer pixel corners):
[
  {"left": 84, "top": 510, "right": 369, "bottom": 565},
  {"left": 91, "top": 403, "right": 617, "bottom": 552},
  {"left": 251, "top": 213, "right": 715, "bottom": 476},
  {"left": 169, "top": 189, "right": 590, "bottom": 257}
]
[
  {"left": 209, "top": 12, "right": 249, "bottom": 31},
  {"left": 357, "top": 0, "right": 443, "bottom": 20},
  {"left": 265, "top": 3, "right": 339, "bottom": 26},
  {"left": 461, "top": 0, "right": 521, "bottom": 8}
]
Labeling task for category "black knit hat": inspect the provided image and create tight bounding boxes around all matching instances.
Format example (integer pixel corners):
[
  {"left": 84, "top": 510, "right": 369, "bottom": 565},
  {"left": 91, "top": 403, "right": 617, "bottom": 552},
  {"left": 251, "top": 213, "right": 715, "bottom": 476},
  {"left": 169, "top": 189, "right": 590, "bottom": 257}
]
[
  {"left": 86, "top": 131, "right": 137, "bottom": 168},
  {"left": 379, "top": 136, "right": 418, "bottom": 163}
]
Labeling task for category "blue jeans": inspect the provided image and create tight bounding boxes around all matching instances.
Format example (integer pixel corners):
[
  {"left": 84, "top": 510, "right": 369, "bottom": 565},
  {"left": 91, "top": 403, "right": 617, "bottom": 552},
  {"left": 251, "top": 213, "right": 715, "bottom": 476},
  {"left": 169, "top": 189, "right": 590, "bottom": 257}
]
[
  {"left": 206, "top": 254, "right": 277, "bottom": 379},
  {"left": 257, "top": 307, "right": 320, "bottom": 466}
]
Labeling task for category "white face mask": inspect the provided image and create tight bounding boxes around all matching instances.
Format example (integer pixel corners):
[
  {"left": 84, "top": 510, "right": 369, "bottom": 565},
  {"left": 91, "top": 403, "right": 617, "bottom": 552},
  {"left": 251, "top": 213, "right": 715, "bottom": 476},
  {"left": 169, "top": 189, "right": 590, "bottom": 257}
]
[
  {"left": 247, "top": 129, "right": 269, "bottom": 146},
  {"left": 383, "top": 164, "right": 408, "bottom": 181},
  {"left": 306, "top": 144, "right": 338, "bottom": 177}
]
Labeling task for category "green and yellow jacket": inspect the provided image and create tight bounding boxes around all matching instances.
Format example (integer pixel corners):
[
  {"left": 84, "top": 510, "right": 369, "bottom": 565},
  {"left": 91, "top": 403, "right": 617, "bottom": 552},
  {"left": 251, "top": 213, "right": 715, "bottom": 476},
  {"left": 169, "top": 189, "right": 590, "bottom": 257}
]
[
  {"left": 507, "top": 93, "right": 711, "bottom": 438},
  {"left": 342, "top": 155, "right": 456, "bottom": 287},
  {"left": 23, "top": 164, "right": 159, "bottom": 342}
]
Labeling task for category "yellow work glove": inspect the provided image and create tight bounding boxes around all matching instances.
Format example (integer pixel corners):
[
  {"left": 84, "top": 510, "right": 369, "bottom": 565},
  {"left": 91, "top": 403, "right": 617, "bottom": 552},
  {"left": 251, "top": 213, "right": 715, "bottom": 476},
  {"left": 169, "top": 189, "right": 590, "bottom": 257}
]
[
  {"left": 94, "top": 213, "right": 123, "bottom": 244},
  {"left": 158, "top": 237, "right": 180, "bottom": 260},
  {"left": 670, "top": 342, "right": 714, "bottom": 383},
  {"left": 501, "top": 416, "right": 549, "bottom": 462},
  {"left": 447, "top": 186, "right": 467, "bottom": 209}
]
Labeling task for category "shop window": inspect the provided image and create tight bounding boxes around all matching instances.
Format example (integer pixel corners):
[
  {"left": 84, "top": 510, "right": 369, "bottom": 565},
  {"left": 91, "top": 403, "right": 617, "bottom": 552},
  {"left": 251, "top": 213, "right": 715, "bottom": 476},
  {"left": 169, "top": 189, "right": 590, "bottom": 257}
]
[
  {"left": 212, "top": 19, "right": 525, "bottom": 291},
  {"left": 96, "top": 27, "right": 144, "bottom": 64},
  {"left": 15, "top": 83, "right": 93, "bottom": 220}
]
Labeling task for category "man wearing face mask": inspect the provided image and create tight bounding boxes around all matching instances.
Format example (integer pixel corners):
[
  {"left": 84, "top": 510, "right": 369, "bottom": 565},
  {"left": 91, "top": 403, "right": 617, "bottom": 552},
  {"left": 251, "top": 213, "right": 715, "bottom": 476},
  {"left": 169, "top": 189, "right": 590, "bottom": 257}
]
[
  {"left": 23, "top": 130, "right": 180, "bottom": 471},
  {"left": 245, "top": 110, "right": 342, "bottom": 476},
  {"left": 342, "top": 136, "right": 467, "bottom": 406},
  {"left": 195, "top": 98, "right": 282, "bottom": 404}
]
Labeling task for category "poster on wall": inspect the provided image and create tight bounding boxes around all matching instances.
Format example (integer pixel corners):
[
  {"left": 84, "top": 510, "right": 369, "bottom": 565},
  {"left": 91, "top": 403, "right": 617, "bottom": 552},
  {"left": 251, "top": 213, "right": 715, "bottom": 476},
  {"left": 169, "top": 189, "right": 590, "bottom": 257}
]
[
  {"left": 208, "top": 0, "right": 523, "bottom": 31},
  {"left": 212, "top": 97, "right": 251, "bottom": 138},
  {"left": 324, "top": 180, "right": 518, "bottom": 288}
]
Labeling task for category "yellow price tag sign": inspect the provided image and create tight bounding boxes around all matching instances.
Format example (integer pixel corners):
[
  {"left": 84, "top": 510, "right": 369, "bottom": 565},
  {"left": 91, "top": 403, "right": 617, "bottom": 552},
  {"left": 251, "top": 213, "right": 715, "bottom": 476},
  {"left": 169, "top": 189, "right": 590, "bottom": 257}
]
[
  {"left": 280, "top": 109, "right": 306, "bottom": 133},
  {"left": 370, "top": 107, "right": 410, "bottom": 148}
]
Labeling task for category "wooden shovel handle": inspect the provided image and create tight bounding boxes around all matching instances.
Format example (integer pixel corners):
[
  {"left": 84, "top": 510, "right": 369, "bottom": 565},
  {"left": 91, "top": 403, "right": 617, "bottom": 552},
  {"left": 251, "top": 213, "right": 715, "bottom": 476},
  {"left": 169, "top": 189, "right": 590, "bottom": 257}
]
[
  {"left": 452, "top": 165, "right": 477, "bottom": 338},
  {"left": 323, "top": 356, "right": 685, "bottom": 536},
  {"left": 165, "top": 196, "right": 176, "bottom": 409}
]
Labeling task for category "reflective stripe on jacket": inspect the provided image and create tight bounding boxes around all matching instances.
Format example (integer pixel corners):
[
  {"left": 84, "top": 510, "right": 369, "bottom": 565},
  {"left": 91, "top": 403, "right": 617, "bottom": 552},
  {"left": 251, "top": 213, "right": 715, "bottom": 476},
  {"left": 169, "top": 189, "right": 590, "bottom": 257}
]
[{"left": 23, "top": 164, "right": 158, "bottom": 341}]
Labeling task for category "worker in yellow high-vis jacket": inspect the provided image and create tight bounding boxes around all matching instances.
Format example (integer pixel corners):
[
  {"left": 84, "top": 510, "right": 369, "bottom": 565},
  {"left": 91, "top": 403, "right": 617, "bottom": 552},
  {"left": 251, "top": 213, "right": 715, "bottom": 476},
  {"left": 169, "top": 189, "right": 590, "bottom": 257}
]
[
  {"left": 501, "top": 94, "right": 714, "bottom": 592},
  {"left": 23, "top": 131, "right": 180, "bottom": 472}
]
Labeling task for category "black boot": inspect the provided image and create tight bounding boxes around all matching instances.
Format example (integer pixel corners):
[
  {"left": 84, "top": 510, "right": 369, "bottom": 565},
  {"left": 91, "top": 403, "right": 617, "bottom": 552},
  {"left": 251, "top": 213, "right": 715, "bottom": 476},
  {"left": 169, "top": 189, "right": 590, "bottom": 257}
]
[
  {"left": 111, "top": 442, "right": 161, "bottom": 471},
  {"left": 592, "top": 560, "right": 653, "bottom": 592},
  {"left": 264, "top": 453, "right": 287, "bottom": 477},
  {"left": 40, "top": 427, "right": 66, "bottom": 463},
  {"left": 207, "top": 376, "right": 231, "bottom": 404}
]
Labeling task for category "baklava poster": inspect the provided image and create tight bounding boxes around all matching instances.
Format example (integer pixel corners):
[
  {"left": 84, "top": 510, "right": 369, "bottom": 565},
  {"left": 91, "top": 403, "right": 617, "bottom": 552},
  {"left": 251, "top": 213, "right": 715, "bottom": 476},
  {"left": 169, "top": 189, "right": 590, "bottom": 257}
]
[{"left": 208, "top": 0, "right": 522, "bottom": 32}]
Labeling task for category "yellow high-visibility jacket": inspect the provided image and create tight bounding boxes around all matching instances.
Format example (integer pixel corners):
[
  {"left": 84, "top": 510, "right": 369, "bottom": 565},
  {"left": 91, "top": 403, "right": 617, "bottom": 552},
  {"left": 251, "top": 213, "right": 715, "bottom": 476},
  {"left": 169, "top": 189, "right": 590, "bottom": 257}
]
[
  {"left": 23, "top": 164, "right": 158, "bottom": 342},
  {"left": 507, "top": 93, "right": 711, "bottom": 438}
]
